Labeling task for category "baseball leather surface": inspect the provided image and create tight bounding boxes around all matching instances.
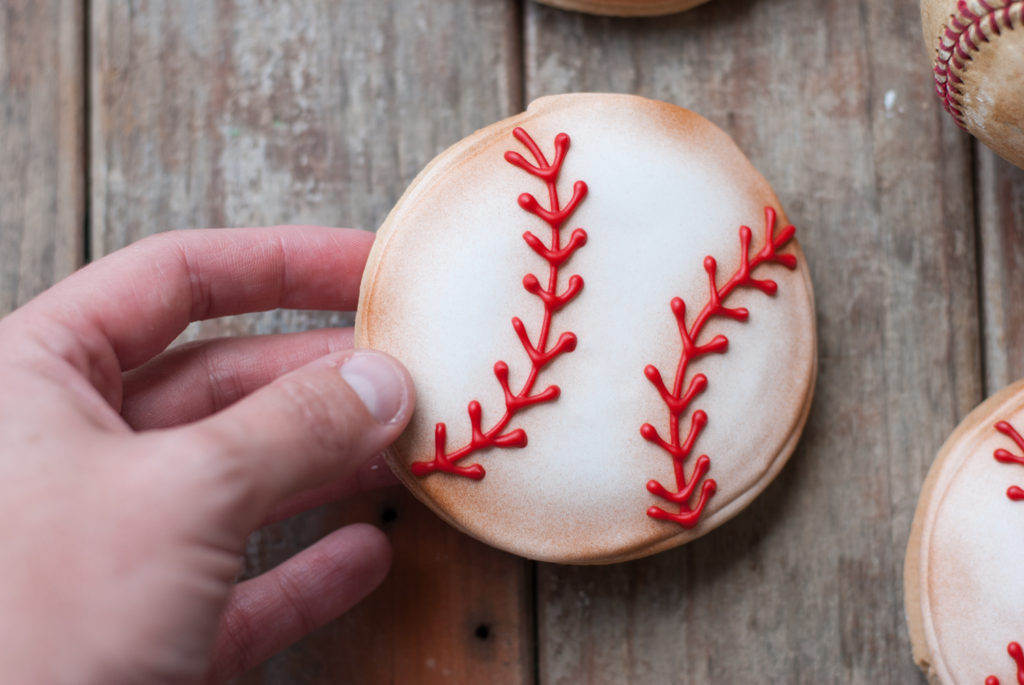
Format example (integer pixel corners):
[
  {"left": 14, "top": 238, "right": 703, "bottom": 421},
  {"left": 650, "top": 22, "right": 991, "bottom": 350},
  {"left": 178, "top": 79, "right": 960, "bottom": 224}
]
[{"left": 921, "top": 0, "right": 1024, "bottom": 168}]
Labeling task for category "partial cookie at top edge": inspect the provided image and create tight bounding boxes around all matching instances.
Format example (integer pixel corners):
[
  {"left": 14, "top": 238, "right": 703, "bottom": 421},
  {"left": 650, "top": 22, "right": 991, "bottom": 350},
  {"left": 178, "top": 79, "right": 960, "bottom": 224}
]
[{"left": 534, "top": 0, "right": 710, "bottom": 17}]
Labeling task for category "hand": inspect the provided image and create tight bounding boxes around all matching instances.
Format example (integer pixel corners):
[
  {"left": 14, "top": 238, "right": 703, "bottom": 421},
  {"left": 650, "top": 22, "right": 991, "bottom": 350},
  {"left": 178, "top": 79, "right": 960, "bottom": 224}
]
[{"left": 0, "top": 227, "right": 415, "bottom": 684}]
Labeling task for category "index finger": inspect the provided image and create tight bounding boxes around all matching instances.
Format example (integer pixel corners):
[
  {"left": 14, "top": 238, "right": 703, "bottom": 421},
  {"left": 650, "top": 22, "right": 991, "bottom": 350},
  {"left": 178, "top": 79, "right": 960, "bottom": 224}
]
[{"left": 15, "top": 226, "right": 374, "bottom": 373}]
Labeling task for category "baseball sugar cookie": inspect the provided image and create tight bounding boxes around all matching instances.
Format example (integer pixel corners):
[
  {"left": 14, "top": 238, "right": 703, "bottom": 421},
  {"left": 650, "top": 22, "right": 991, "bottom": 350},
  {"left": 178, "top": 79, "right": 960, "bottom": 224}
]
[
  {"left": 534, "top": 0, "right": 709, "bottom": 16},
  {"left": 906, "top": 379, "right": 1024, "bottom": 684},
  {"left": 356, "top": 93, "right": 817, "bottom": 564},
  {"left": 922, "top": 0, "right": 1024, "bottom": 168}
]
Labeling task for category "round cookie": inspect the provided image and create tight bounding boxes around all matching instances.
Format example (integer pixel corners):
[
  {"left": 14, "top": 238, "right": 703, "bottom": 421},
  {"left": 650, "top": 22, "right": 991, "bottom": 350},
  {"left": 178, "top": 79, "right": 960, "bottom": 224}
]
[
  {"left": 356, "top": 93, "right": 816, "bottom": 564},
  {"left": 921, "top": 0, "right": 1024, "bottom": 169},
  {"left": 906, "top": 379, "right": 1024, "bottom": 684},
  {"left": 534, "top": 0, "right": 708, "bottom": 16}
]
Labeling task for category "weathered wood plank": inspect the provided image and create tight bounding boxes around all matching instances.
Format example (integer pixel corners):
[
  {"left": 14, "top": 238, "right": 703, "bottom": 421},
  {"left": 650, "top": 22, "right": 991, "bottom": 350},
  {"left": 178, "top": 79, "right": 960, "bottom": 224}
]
[
  {"left": 89, "top": 1, "right": 528, "bottom": 683},
  {"left": 0, "top": 0, "right": 84, "bottom": 315},
  {"left": 978, "top": 147, "right": 1024, "bottom": 392},
  {"left": 524, "top": 1, "right": 979, "bottom": 682}
]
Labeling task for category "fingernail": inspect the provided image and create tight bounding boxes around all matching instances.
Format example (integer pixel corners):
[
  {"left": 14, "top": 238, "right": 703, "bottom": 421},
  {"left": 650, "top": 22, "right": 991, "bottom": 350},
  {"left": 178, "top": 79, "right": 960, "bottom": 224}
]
[{"left": 339, "top": 351, "right": 408, "bottom": 424}]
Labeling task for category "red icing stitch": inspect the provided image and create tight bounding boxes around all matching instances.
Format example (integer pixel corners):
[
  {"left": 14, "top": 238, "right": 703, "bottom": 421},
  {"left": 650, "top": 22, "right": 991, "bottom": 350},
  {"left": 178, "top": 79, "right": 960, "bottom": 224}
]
[
  {"left": 932, "top": 1, "right": 1023, "bottom": 129},
  {"left": 987, "top": 425, "right": 1024, "bottom": 683},
  {"left": 641, "top": 207, "right": 797, "bottom": 528},
  {"left": 985, "top": 641, "right": 1024, "bottom": 684},
  {"left": 994, "top": 421, "right": 1024, "bottom": 500},
  {"left": 410, "top": 127, "right": 588, "bottom": 480}
]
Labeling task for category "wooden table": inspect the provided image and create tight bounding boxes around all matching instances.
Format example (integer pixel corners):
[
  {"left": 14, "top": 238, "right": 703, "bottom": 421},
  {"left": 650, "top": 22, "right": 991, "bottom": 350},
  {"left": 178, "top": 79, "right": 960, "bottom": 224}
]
[{"left": 4, "top": 1, "right": 1023, "bottom": 682}]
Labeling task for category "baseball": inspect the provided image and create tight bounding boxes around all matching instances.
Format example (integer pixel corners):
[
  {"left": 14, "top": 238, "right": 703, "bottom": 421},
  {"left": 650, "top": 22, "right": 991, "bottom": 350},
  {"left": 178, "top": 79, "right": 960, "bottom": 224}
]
[
  {"left": 921, "top": 0, "right": 1024, "bottom": 168},
  {"left": 533, "top": 0, "right": 710, "bottom": 17}
]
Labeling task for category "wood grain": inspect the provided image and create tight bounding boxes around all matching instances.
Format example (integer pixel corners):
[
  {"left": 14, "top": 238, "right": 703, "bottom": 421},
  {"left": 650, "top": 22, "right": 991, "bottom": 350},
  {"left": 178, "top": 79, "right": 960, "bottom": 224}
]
[
  {"left": 89, "top": 1, "right": 530, "bottom": 683},
  {"left": 978, "top": 146, "right": 1024, "bottom": 392},
  {"left": 524, "top": 1, "right": 979, "bottom": 682},
  {"left": 0, "top": 0, "right": 84, "bottom": 316},
  {"left": 38, "top": 0, "right": 1012, "bottom": 681}
]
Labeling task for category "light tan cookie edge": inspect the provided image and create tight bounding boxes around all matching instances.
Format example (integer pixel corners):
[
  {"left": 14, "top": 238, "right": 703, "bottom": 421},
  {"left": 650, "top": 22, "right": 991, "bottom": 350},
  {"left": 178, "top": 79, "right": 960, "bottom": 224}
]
[
  {"left": 535, "top": 0, "right": 709, "bottom": 16},
  {"left": 596, "top": 347, "right": 817, "bottom": 565},
  {"left": 595, "top": 228, "right": 816, "bottom": 565},
  {"left": 355, "top": 109, "right": 538, "bottom": 540},
  {"left": 905, "top": 378, "right": 1024, "bottom": 683},
  {"left": 357, "top": 93, "right": 815, "bottom": 564}
]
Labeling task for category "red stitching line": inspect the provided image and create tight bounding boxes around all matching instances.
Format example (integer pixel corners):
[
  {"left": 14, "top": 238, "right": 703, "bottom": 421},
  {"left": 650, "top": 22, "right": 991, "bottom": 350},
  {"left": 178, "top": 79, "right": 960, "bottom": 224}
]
[
  {"left": 641, "top": 207, "right": 797, "bottom": 528},
  {"left": 994, "top": 421, "right": 1024, "bottom": 500},
  {"left": 933, "top": 1, "right": 1022, "bottom": 129},
  {"left": 410, "top": 127, "right": 588, "bottom": 480},
  {"left": 985, "top": 641, "right": 1024, "bottom": 684},
  {"left": 987, "top": 424, "right": 1024, "bottom": 684}
]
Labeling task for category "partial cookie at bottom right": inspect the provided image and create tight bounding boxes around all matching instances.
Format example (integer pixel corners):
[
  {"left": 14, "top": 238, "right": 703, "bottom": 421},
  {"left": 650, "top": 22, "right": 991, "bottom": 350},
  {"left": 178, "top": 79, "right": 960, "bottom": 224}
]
[{"left": 906, "top": 379, "right": 1024, "bottom": 684}]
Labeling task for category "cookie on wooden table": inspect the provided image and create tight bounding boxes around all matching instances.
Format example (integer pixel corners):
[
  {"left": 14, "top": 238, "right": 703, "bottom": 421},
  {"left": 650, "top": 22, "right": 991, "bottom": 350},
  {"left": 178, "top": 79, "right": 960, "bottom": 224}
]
[
  {"left": 356, "top": 93, "right": 817, "bottom": 564},
  {"left": 534, "top": 0, "right": 708, "bottom": 16},
  {"left": 922, "top": 0, "right": 1024, "bottom": 168},
  {"left": 906, "top": 379, "right": 1024, "bottom": 684}
]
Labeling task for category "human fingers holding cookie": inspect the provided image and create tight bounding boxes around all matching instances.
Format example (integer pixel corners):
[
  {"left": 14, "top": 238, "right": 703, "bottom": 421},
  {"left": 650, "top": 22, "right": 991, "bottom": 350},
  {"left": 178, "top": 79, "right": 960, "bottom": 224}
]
[{"left": 0, "top": 226, "right": 414, "bottom": 684}]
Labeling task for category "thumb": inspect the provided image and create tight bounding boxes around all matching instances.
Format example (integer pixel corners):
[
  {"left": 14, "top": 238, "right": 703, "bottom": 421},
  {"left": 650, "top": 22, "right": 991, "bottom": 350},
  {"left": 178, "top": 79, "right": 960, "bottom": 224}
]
[{"left": 183, "top": 349, "right": 414, "bottom": 520}]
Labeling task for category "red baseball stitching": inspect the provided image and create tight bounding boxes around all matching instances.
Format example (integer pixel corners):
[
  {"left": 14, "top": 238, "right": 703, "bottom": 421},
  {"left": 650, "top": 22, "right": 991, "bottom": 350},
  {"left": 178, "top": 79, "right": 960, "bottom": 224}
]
[
  {"left": 987, "top": 422, "right": 1024, "bottom": 684},
  {"left": 994, "top": 421, "right": 1024, "bottom": 500},
  {"left": 641, "top": 207, "right": 797, "bottom": 528},
  {"left": 932, "top": 1, "right": 1023, "bottom": 129},
  {"left": 411, "top": 127, "right": 588, "bottom": 480},
  {"left": 986, "top": 641, "right": 1024, "bottom": 685}
]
